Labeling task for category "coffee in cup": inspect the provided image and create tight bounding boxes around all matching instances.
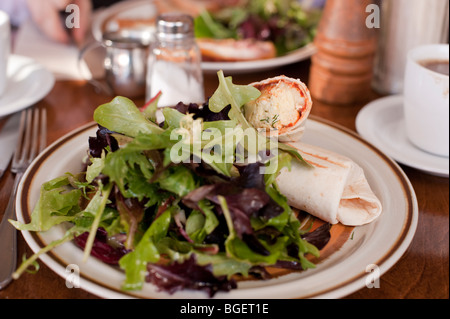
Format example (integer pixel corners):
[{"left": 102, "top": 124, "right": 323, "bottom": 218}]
[
  {"left": 403, "top": 44, "right": 449, "bottom": 157},
  {"left": 419, "top": 59, "right": 449, "bottom": 76}
]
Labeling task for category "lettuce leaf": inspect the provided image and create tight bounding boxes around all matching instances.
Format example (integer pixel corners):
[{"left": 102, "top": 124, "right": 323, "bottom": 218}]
[
  {"left": 185, "top": 200, "right": 219, "bottom": 244},
  {"left": 209, "top": 71, "right": 261, "bottom": 130},
  {"left": 102, "top": 143, "right": 155, "bottom": 200},
  {"left": 194, "top": 10, "right": 237, "bottom": 39},
  {"left": 146, "top": 254, "right": 237, "bottom": 297},
  {"left": 218, "top": 195, "right": 288, "bottom": 265},
  {"left": 115, "top": 190, "right": 145, "bottom": 250},
  {"left": 74, "top": 228, "right": 128, "bottom": 265},
  {"left": 141, "top": 90, "right": 162, "bottom": 123},
  {"left": 94, "top": 96, "right": 164, "bottom": 138},
  {"left": 10, "top": 175, "right": 81, "bottom": 232},
  {"left": 195, "top": 252, "right": 252, "bottom": 278},
  {"left": 119, "top": 208, "right": 173, "bottom": 291},
  {"left": 157, "top": 165, "right": 199, "bottom": 197},
  {"left": 81, "top": 183, "right": 113, "bottom": 262}
]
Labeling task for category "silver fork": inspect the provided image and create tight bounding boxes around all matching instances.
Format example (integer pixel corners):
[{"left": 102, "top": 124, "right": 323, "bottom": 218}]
[{"left": 0, "top": 107, "right": 47, "bottom": 290}]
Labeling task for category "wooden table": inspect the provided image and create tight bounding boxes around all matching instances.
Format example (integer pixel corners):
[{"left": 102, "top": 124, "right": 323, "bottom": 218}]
[{"left": 0, "top": 59, "right": 448, "bottom": 299}]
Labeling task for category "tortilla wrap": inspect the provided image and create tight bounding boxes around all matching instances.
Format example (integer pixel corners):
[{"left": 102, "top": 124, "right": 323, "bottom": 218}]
[
  {"left": 244, "top": 76, "right": 313, "bottom": 143},
  {"left": 276, "top": 142, "right": 382, "bottom": 226}
]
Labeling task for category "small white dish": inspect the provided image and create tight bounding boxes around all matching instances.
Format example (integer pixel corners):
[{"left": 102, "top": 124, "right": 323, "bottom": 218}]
[
  {"left": 0, "top": 55, "right": 55, "bottom": 118},
  {"left": 356, "top": 95, "right": 449, "bottom": 178}
]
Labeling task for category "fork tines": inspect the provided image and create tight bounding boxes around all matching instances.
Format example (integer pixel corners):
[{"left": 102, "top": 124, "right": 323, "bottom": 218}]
[{"left": 12, "top": 107, "right": 47, "bottom": 169}]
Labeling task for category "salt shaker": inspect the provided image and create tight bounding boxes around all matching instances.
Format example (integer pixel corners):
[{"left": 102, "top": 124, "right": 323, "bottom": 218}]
[{"left": 146, "top": 13, "right": 205, "bottom": 107}]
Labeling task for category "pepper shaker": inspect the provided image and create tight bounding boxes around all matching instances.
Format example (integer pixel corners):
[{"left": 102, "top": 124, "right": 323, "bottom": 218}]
[
  {"left": 308, "top": 0, "right": 378, "bottom": 105},
  {"left": 146, "top": 13, "right": 205, "bottom": 107}
]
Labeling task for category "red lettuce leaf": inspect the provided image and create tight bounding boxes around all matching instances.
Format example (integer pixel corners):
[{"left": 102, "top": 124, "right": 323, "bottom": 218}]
[
  {"left": 146, "top": 255, "right": 237, "bottom": 297},
  {"left": 301, "top": 223, "right": 331, "bottom": 251},
  {"left": 174, "top": 100, "right": 232, "bottom": 122},
  {"left": 88, "top": 125, "right": 119, "bottom": 158},
  {"left": 114, "top": 187, "right": 145, "bottom": 249},
  {"left": 74, "top": 228, "right": 129, "bottom": 265},
  {"left": 182, "top": 162, "right": 285, "bottom": 256}
]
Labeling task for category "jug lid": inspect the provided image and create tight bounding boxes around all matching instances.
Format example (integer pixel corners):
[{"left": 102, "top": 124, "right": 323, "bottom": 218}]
[
  {"left": 156, "top": 13, "right": 194, "bottom": 40},
  {"left": 102, "top": 29, "right": 153, "bottom": 48}
]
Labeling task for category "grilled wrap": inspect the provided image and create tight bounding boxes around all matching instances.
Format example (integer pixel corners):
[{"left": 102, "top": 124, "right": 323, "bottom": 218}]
[
  {"left": 276, "top": 142, "right": 382, "bottom": 226},
  {"left": 244, "top": 76, "right": 312, "bottom": 142}
]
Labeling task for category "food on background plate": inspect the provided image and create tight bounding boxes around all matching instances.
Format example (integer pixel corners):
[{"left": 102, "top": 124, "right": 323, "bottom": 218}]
[
  {"left": 10, "top": 71, "right": 381, "bottom": 297},
  {"left": 100, "top": 1, "right": 157, "bottom": 39},
  {"left": 168, "top": 0, "right": 244, "bottom": 16},
  {"left": 97, "top": 0, "right": 228, "bottom": 44},
  {"left": 196, "top": 38, "right": 277, "bottom": 62},
  {"left": 244, "top": 75, "right": 312, "bottom": 142},
  {"left": 98, "top": 0, "right": 321, "bottom": 62},
  {"left": 194, "top": 0, "right": 321, "bottom": 61}
]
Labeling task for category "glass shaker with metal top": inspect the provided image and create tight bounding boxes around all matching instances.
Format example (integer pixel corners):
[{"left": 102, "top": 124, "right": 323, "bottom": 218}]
[{"left": 146, "top": 13, "right": 205, "bottom": 107}]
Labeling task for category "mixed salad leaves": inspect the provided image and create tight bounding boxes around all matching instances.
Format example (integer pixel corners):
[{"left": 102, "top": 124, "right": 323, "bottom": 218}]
[
  {"left": 194, "top": 0, "right": 322, "bottom": 55},
  {"left": 11, "top": 71, "right": 330, "bottom": 297}
]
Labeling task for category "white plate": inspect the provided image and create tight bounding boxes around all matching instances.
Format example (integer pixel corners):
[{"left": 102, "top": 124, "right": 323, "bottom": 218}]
[
  {"left": 91, "top": 0, "right": 157, "bottom": 44},
  {"left": 0, "top": 55, "right": 55, "bottom": 118},
  {"left": 202, "top": 44, "right": 317, "bottom": 75},
  {"left": 15, "top": 117, "right": 418, "bottom": 299},
  {"left": 356, "top": 95, "right": 449, "bottom": 178},
  {"left": 91, "top": 0, "right": 316, "bottom": 75}
]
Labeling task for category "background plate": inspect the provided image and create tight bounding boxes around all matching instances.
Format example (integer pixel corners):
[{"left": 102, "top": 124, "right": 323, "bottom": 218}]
[
  {"left": 91, "top": 0, "right": 316, "bottom": 75},
  {"left": 0, "top": 55, "right": 55, "bottom": 118},
  {"left": 202, "top": 44, "right": 317, "bottom": 75}
]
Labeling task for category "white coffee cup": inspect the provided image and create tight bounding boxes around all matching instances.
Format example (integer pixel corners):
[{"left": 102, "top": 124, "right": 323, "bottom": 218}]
[
  {"left": 0, "top": 10, "right": 11, "bottom": 97},
  {"left": 403, "top": 44, "right": 449, "bottom": 157}
]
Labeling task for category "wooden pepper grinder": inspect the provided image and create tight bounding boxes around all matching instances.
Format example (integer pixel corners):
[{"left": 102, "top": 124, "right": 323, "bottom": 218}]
[{"left": 309, "top": 0, "right": 378, "bottom": 105}]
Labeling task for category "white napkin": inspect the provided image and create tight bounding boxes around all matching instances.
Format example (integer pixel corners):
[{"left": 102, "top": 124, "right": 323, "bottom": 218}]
[{"left": 13, "top": 19, "right": 93, "bottom": 81}]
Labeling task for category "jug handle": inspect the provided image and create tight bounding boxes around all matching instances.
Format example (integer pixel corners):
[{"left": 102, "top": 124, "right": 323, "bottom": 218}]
[{"left": 77, "top": 41, "right": 114, "bottom": 96}]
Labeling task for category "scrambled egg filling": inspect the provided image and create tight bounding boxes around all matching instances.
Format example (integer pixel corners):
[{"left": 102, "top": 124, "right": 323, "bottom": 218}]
[{"left": 244, "top": 80, "right": 305, "bottom": 133}]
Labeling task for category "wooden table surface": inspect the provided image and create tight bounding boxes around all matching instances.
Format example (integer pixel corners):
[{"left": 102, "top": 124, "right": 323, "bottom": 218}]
[{"left": 0, "top": 59, "right": 448, "bottom": 299}]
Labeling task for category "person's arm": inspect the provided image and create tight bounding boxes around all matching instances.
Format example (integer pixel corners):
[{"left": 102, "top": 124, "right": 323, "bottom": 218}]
[
  {"left": 0, "top": 0, "right": 30, "bottom": 27},
  {"left": 26, "top": 0, "right": 92, "bottom": 45}
]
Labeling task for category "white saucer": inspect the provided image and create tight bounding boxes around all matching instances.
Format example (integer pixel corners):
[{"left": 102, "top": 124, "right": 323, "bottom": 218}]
[
  {"left": 356, "top": 95, "right": 449, "bottom": 178},
  {"left": 0, "top": 55, "right": 55, "bottom": 118}
]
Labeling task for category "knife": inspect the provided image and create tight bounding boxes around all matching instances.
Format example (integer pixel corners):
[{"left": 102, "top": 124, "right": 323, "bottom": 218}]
[{"left": 0, "top": 113, "right": 21, "bottom": 179}]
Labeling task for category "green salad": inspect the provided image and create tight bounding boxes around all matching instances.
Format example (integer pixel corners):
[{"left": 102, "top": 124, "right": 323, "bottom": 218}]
[
  {"left": 195, "top": 0, "right": 322, "bottom": 55},
  {"left": 11, "top": 71, "right": 330, "bottom": 297}
]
